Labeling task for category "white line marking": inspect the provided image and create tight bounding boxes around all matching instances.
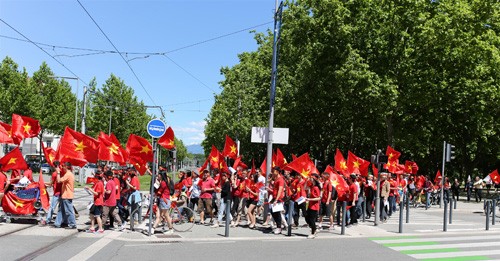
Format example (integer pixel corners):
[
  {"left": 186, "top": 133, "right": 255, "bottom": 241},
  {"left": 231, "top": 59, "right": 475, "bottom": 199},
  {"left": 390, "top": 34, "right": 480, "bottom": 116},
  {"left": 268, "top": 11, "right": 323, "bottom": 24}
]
[
  {"left": 410, "top": 249, "right": 500, "bottom": 259},
  {"left": 124, "top": 243, "right": 171, "bottom": 247},
  {"left": 374, "top": 234, "right": 500, "bottom": 244},
  {"left": 194, "top": 241, "right": 236, "bottom": 244},
  {"left": 68, "top": 231, "right": 121, "bottom": 261},
  {"left": 392, "top": 241, "right": 500, "bottom": 251}
]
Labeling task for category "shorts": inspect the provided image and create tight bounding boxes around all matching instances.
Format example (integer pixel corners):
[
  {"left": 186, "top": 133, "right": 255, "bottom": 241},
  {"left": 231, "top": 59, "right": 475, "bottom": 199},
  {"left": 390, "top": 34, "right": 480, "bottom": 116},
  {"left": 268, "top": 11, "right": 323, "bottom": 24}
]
[
  {"left": 198, "top": 198, "right": 213, "bottom": 214},
  {"left": 319, "top": 202, "right": 332, "bottom": 217},
  {"left": 249, "top": 200, "right": 258, "bottom": 206},
  {"left": 90, "top": 205, "right": 102, "bottom": 216},
  {"left": 237, "top": 198, "right": 248, "bottom": 216},
  {"left": 159, "top": 199, "right": 171, "bottom": 210}
]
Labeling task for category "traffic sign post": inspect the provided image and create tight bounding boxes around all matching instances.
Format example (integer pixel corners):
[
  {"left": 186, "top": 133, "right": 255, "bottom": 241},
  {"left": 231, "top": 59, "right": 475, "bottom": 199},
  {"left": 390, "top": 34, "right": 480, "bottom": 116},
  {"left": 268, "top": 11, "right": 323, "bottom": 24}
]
[{"left": 146, "top": 119, "right": 166, "bottom": 236}]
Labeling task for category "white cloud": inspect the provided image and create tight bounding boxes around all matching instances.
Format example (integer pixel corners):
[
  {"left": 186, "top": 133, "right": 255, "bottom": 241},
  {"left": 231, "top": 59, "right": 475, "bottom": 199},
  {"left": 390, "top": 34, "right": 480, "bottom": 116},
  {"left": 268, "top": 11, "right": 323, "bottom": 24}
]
[{"left": 189, "top": 121, "right": 206, "bottom": 128}]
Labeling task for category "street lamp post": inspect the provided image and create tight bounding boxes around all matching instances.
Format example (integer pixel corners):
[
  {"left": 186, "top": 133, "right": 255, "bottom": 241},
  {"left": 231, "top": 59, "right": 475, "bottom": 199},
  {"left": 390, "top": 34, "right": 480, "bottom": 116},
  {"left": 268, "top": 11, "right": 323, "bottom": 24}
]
[{"left": 49, "top": 76, "right": 79, "bottom": 130}]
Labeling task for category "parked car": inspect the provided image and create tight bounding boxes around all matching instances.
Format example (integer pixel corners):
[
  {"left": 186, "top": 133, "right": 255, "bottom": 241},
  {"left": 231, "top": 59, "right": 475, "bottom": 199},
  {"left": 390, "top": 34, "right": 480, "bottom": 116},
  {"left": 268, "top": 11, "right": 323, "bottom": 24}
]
[{"left": 40, "top": 163, "right": 51, "bottom": 174}]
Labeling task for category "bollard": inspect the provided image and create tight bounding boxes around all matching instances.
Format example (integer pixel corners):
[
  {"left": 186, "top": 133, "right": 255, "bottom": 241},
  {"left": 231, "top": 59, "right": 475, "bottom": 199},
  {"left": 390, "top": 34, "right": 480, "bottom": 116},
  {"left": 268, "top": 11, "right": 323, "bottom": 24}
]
[
  {"left": 486, "top": 200, "right": 490, "bottom": 231},
  {"left": 399, "top": 200, "right": 404, "bottom": 233},
  {"left": 493, "top": 199, "right": 496, "bottom": 226},
  {"left": 341, "top": 201, "right": 346, "bottom": 235},
  {"left": 443, "top": 199, "right": 448, "bottom": 232},
  {"left": 449, "top": 199, "right": 453, "bottom": 224},
  {"left": 287, "top": 200, "right": 293, "bottom": 236},
  {"left": 454, "top": 198, "right": 457, "bottom": 209},
  {"left": 362, "top": 200, "right": 366, "bottom": 222},
  {"left": 225, "top": 198, "right": 230, "bottom": 237},
  {"left": 406, "top": 191, "right": 410, "bottom": 224}
]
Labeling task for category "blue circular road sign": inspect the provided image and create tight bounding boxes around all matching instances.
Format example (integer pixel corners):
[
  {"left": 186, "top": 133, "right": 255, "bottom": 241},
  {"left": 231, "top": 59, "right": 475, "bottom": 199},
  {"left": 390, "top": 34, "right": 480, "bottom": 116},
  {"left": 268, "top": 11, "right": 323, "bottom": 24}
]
[{"left": 147, "top": 119, "right": 167, "bottom": 138}]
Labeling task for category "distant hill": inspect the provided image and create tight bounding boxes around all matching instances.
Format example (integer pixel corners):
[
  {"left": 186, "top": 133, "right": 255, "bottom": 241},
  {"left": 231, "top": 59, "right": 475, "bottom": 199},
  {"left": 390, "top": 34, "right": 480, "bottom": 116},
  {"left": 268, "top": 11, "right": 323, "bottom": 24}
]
[{"left": 187, "top": 144, "right": 204, "bottom": 154}]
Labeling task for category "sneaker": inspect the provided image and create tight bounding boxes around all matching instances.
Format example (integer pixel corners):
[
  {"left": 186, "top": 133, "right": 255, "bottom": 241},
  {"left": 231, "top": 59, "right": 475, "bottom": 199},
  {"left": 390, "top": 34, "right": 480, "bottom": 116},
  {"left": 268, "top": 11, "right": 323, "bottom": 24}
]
[
  {"left": 86, "top": 229, "right": 95, "bottom": 233},
  {"left": 210, "top": 222, "right": 220, "bottom": 228},
  {"left": 328, "top": 226, "right": 335, "bottom": 231},
  {"left": 39, "top": 220, "right": 47, "bottom": 226},
  {"left": 118, "top": 226, "right": 124, "bottom": 232},
  {"left": 274, "top": 228, "right": 282, "bottom": 235},
  {"left": 307, "top": 234, "right": 316, "bottom": 239},
  {"left": 317, "top": 226, "right": 323, "bottom": 231},
  {"left": 65, "top": 226, "right": 77, "bottom": 230},
  {"left": 164, "top": 229, "right": 174, "bottom": 235},
  {"left": 122, "top": 221, "right": 127, "bottom": 228}
]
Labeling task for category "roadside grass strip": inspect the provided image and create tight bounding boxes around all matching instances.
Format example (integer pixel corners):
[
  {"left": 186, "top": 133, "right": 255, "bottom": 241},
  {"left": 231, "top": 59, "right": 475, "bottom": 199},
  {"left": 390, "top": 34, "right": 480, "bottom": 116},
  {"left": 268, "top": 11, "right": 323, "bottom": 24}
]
[{"left": 420, "top": 256, "right": 489, "bottom": 261}]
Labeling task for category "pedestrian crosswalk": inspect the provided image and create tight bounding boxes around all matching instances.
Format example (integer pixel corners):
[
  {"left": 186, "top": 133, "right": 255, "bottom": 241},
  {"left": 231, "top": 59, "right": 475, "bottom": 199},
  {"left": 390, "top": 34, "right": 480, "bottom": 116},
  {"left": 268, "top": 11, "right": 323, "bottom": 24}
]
[
  {"left": 371, "top": 233, "right": 500, "bottom": 260},
  {"left": 382, "top": 208, "right": 474, "bottom": 227}
]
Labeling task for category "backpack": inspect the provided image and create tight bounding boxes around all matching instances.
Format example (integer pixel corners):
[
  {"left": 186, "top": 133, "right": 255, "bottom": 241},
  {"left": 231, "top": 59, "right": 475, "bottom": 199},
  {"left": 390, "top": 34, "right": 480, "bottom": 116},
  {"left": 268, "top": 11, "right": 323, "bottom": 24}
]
[
  {"left": 331, "top": 185, "right": 338, "bottom": 201},
  {"left": 167, "top": 177, "right": 175, "bottom": 196}
]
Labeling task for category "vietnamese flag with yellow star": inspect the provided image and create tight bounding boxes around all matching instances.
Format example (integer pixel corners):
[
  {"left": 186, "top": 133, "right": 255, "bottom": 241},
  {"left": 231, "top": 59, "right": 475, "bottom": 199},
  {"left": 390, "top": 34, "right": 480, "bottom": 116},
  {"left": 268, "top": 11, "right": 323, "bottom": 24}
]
[
  {"left": 158, "top": 126, "right": 175, "bottom": 150},
  {"left": 126, "top": 134, "right": 153, "bottom": 163},
  {"left": 347, "top": 151, "right": 370, "bottom": 177},
  {"left": 0, "top": 122, "right": 21, "bottom": 144},
  {"left": 1, "top": 191, "right": 36, "bottom": 215},
  {"left": 222, "top": 135, "right": 237, "bottom": 160},
  {"left": 42, "top": 142, "right": 57, "bottom": 167},
  {"left": 129, "top": 155, "right": 148, "bottom": 175},
  {"left": 232, "top": 156, "right": 248, "bottom": 170},
  {"left": 330, "top": 172, "right": 350, "bottom": 201},
  {"left": 275, "top": 148, "right": 288, "bottom": 169},
  {"left": 334, "top": 149, "right": 349, "bottom": 177},
  {"left": 0, "top": 147, "right": 28, "bottom": 171},
  {"left": 208, "top": 145, "right": 221, "bottom": 169},
  {"left": 58, "top": 127, "right": 99, "bottom": 166},
  {"left": 286, "top": 152, "right": 318, "bottom": 178},
  {"left": 38, "top": 169, "right": 50, "bottom": 210},
  {"left": 11, "top": 114, "right": 41, "bottom": 139},
  {"left": 404, "top": 160, "right": 419, "bottom": 175},
  {"left": 98, "top": 132, "right": 128, "bottom": 164}
]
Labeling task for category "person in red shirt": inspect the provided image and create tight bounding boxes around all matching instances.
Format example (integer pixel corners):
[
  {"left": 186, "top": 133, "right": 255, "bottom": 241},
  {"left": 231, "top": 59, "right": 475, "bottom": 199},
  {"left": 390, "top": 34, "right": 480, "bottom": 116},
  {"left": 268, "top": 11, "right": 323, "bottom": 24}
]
[
  {"left": 125, "top": 169, "right": 142, "bottom": 223},
  {"left": 269, "top": 167, "right": 285, "bottom": 234},
  {"left": 348, "top": 174, "right": 359, "bottom": 226},
  {"left": 153, "top": 171, "right": 173, "bottom": 233},
  {"left": 0, "top": 167, "right": 7, "bottom": 203},
  {"left": 23, "top": 167, "right": 34, "bottom": 182},
  {"left": 102, "top": 171, "right": 124, "bottom": 231},
  {"left": 198, "top": 170, "right": 215, "bottom": 225},
  {"left": 85, "top": 172, "right": 104, "bottom": 233},
  {"left": 42, "top": 163, "right": 64, "bottom": 225},
  {"left": 388, "top": 174, "right": 397, "bottom": 216},
  {"left": 245, "top": 172, "right": 261, "bottom": 229},
  {"left": 291, "top": 172, "right": 307, "bottom": 228},
  {"left": 319, "top": 172, "right": 333, "bottom": 230},
  {"left": 232, "top": 170, "right": 249, "bottom": 227},
  {"left": 305, "top": 173, "right": 321, "bottom": 239}
]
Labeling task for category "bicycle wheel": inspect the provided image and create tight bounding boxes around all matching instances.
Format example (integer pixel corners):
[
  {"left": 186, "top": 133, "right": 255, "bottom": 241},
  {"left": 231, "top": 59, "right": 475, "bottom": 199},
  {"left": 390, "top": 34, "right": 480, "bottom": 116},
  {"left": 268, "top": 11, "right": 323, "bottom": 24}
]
[{"left": 171, "top": 207, "right": 195, "bottom": 232}]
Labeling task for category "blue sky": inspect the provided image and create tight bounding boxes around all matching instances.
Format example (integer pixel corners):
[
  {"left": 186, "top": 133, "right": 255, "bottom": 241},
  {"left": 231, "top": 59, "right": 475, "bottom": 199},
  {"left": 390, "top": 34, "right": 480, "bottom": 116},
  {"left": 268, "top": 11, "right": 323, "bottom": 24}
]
[{"left": 0, "top": 0, "right": 276, "bottom": 145}]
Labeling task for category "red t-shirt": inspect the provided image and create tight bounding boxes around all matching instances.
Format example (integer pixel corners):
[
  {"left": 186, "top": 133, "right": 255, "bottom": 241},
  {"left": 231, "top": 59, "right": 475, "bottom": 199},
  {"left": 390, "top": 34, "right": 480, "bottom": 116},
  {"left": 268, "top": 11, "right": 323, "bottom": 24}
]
[
  {"left": 200, "top": 178, "right": 215, "bottom": 199},
  {"left": 0, "top": 172, "right": 7, "bottom": 192},
  {"left": 104, "top": 179, "right": 117, "bottom": 206},
  {"left": 130, "top": 176, "right": 140, "bottom": 191},
  {"left": 23, "top": 169, "right": 34, "bottom": 182},
  {"left": 389, "top": 179, "right": 397, "bottom": 196},
  {"left": 248, "top": 181, "right": 259, "bottom": 201},
  {"left": 321, "top": 181, "right": 332, "bottom": 203},
  {"left": 308, "top": 186, "right": 320, "bottom": 211},
  {"left": 158, "top": 180, "right": 171, "bottom": 200},
  {"left": 51, "top": 171, "right": 62, "bottom": 196},
  {"left": 10, "top": 169, "right": 20, "bottom": 183},
  {"left": 182, "top": 177, "right": 192, "bottom": 189},
  {"left": 349, "top": 183, "right": 358, "bottom": 202},
  {"left": 272, "top": 176, "right": 285, "bottom": 202},
  {"left": 93, "top": 181, "right": 104, "bottom": 206},
  {"left": 232, "top": 179, "right": 242, "bottom": 198},
  {"left": 113, "top": 177, "right": 121, "bottom": 200}
]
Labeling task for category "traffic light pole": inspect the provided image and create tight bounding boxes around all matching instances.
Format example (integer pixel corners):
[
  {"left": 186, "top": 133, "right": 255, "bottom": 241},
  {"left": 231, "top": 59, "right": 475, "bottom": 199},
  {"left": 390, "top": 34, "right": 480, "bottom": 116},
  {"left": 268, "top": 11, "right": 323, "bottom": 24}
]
[{"left": 440, "top": 141, "right": 446, "bottom": 208}]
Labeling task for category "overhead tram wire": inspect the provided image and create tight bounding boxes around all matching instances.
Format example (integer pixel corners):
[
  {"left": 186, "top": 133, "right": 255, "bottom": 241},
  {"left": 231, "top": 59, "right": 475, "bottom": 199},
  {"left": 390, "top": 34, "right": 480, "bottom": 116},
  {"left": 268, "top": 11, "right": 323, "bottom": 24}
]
[
  {"left": 0, "top": 18, "right": 88, "bottom": 87},
  {"left": 0, "top": 20, "right": 273, "bottom": 58},
  {"left": 76, "top": 0, "right": 157, "bottom": 107},
  {"left": 162, "top": 54, "right": 217, "bottom": 95}
]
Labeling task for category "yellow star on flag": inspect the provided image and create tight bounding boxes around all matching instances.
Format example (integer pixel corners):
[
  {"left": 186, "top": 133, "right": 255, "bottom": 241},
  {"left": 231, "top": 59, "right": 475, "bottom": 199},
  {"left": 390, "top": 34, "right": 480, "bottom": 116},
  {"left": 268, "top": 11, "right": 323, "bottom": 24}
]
[
  {"left": 353, "top": 161, "right": 360, "bottom": 168},
  {"left": 7, "top": 157, "right": 17, "bottom": 165},
  {"left": 332, "top": 180, "right": 339, "bottom": 187},
  {"left": 388, "top": 153, "right": 394, "bottom": 159},
  {"left": 42, "top": 188, "right": 47, "bottom": 195},
  {"left": 13, "top": 199, "right": 24, "bottom": 208},
  {"left": 140, "top": 145, "right": 151, "bottom": 154},
  {"left": 211, "top": 156, "right": 219, "bottom": 163},
  {"left": 109, "top": 143, "right": 119, "bottom": 155},
  {"left": 340, "top": 161, "right": 347, "bottom": 170},
  {"left": 74, "top": 140, "right": 87, "bottom": 152},
  {"left": 230, "top": 145, "right": 236, "bottom": 154},
  {"left": 49, "top": 154, "right": 55, "bottom": 163},
  {"left": 23, "top": 123, "right": 31, "bottom": 134},
  {"left": 7, "top": 130, "right": 12, "bottom": 137},
  {"left": 407, "top": 165, "right": 412, "bottom": 171},
  {"left": 300, "top": 168, "right": 310, "bottom": 177},
  {"left": 168, "top": 140, "right": 174, "bottom": 146}
]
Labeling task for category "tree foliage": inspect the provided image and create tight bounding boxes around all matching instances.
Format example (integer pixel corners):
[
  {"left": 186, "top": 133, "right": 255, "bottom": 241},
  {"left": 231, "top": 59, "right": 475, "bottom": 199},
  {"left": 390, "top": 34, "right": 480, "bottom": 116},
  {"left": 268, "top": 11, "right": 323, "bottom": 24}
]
[{"left": 204, "top": 0, "right": 500, "bottom": 180}]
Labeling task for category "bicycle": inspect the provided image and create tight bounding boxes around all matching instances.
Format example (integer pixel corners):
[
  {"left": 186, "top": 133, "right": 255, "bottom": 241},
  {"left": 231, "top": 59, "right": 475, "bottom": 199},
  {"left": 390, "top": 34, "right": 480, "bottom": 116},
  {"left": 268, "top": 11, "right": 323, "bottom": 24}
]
[
  {"left": 483, "top": 197, "right": 500, "bottom": 217},
  {"left": 169, "top": 203, "right": 195, "bottom": 232}
]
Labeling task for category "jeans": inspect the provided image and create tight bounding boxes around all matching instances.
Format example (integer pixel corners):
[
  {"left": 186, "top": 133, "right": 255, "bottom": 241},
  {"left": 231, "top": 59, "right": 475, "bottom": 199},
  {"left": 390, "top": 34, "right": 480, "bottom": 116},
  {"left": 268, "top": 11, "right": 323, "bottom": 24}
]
[
  {"left": 388, "top": 196, "right": 396, "bottom": 215},
  {"left": 54, "top": 199, "right": 76, "bottom": 227},
  {"left": 46, "top": 195, "right": 59, "bottom": 223},
  {"left": 217, "top": 199, "right": 232, "bottom": 223}
]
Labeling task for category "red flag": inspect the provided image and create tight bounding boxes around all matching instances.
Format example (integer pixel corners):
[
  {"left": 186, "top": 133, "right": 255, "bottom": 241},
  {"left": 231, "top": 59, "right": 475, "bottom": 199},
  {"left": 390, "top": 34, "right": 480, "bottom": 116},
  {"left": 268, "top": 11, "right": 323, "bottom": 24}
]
[
  {"left": 250, "top": 159, "right": 256, "bottom": 175},
  {"left": 98, "top": 132, "right": 128, "bottom": 163},
  {"left": 489, "top": 170, "right": 500, "bottom": 185},
  {"left": 11, "top": 114, "right": 41, "bottom": 139},
  {"left": 0, "top": 147, "right": 28, "bottom": 171},
  {"left": 395, "top": 164, "right": 405, "bottom": 175},
  {"left": 292, "top": 154, "right": 297, "bottom": 161},
  {"left": 218, "top": 152, "right": 229, "bottom": 173},
  {"left": 347, "top": 151, "right": 370, "bottom": 177},
  {"left": 222, "top": 135, "right": 237, "bottom": 160},
  {"left": 434, "top": 170, "right": 442, "bottom": 184},
  {"left": 198, "top": 158, "right": 209, "bottom": 174},
  {"left": 404, "top": 160, "right": 419, "bottom": 175},
  {"left": 275, "top": 148, "right": 287, "bottom": 168},
  {"left": 232, "top": 156, "right": 248, "bottom": 170},
  {"left": 0, "top": 122, "right": 21, "bottom": 144},
  {"left": 86, "top": 176, "right": 99, "bottom": 184},
  {"left": 41, "top": 143, "right": 57, "bottom": 167},
  {"left": 331, "top": 173, "right": 349, "bottom": 200},
  {"left": 158, "top": 127, "right": 175, "bottom": 150},
  {"left": 38, "top": 170, "right": 50, "bottom": 210},
  {"left": 372, "top": 164, "right": 379, "bottom": 178},
  {"left": 334, "top": 149, "right": 349, "bottom": 177},
  {"left": 126, "top": 134, "right": 153, "bottom": 163},
  {"left": 416, "top": 175, "right": 426, "bottom": 190},
  {"left": 129, "top": 156, "right": 148, "bottom": 175},
  {"left": 386, "top": 145, "right": 401, "bottom": 161},
  {"left": 58, "top": 127, "right": 99, "bottom": 166},
  {"left": 286, "top": 153, "right": 319, "bottom": 178},
  {"left": 385, "top": 159, "right": 400, "bottom": 173},
  {"left": 1, "top": 191, "right": 36, "bottom": 215},
  {"left": 208, "top": 145, "right": 221, "bottom": 169}
]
